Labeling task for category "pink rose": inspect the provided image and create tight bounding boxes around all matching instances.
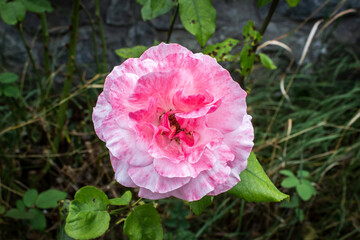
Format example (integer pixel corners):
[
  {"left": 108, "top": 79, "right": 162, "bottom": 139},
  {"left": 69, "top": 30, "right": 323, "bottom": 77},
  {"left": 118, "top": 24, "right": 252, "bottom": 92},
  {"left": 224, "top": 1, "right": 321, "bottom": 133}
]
[{"left": 93, "top": 43, "right": 254, "bottom": 201}]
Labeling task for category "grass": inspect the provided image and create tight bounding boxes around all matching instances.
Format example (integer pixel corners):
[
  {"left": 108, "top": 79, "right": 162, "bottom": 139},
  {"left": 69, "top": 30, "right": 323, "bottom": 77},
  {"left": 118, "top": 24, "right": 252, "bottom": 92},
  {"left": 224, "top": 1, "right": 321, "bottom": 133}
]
[{"left": 1, "top": 15, "right": 360, "bottom": 240}]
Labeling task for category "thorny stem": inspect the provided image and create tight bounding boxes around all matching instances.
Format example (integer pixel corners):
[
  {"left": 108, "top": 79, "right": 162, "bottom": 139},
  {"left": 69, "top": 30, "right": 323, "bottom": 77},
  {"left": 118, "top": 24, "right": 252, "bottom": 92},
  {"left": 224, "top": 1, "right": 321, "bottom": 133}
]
[
  {"left": 166, "top": 4, "right": 179, "bottom": 43},
  {"left": 17, "top": 23, "right": 44, "bottom": 96},
  {"left": 95, "top": 0, "right": 107, "bottom": 73},
  {"left": 81, "top": 2, "right": 101, "bottom": 73},
  {"left": 40, "top": 12, "right": 51, "bottom": 78},
  {"left": 238, "top": 0, "right": 280, "bottom": 85},
  {"left": 53, "top": 0, "right": 81, "bottom": 152}
]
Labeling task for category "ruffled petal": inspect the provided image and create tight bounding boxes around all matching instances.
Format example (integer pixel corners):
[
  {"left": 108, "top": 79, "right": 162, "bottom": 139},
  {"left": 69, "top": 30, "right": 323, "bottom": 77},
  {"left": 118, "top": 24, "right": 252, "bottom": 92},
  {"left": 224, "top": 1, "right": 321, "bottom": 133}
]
[
  {"left": 128, "top": 164, "right": 191, "bottom": 193},
  {"left": 102, "top": 111, "right": 153, "bottom": 167},
  {"left": 140, "top": 42, "right": 192, "bottom": 62},
  {"left": 110, "top": 153, "right": 137, "bottom": 188},
  {"left": 92, "top": 92, "right": 112, "bottom": 141}
]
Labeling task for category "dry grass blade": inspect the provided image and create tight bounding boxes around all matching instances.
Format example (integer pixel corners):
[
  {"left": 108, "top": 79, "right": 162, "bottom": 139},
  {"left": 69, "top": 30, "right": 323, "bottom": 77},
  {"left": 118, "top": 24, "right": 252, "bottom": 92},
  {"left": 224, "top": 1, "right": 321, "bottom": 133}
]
[
  {"left": 299, "top": 19, "right": 323, "bottom": 65},
  {"left": 317, "top": 9, "right": 357, "bottom": 36}
]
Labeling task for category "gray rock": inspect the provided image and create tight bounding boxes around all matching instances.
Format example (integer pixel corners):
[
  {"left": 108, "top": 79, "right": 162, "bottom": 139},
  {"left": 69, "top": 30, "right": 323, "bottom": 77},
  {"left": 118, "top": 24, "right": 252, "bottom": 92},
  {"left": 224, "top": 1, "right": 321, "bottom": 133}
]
[{"left": 106, "top": 0, "right": 133, "bottom": 26}]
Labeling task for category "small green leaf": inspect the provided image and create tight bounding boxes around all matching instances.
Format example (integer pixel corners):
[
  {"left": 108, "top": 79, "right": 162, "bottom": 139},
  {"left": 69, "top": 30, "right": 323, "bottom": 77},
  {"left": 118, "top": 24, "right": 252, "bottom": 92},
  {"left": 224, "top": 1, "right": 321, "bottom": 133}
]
[
  {"left": 189, "top": 195, "right": 213, "bottom": 215},
  {"left": 3, "top": 86, "right": 21, "bottom": 98},
  {"left": 36, "top": 189, "right": 67, "bottom": 209},
  {"left": 16, "top": 200, "right": 26, "bottom": 211},
  {"left": 259, "top": 53, "right": 277, "bottom": 70},
  {"left": 109, "top": 191, "right": 132, "bottom": 206},
  {"left": 228, "top": 152, "right": 289, "bottom": 202},
  {"left": 141, "top": 0, "right": 173, "bottom": 21},
  {"left": 65, "top": 186, "right": 110, "bottom": 240},
  {"left": 0, "top": 205, "right": 5, "bottom": 214},
  {"left": 19, "top": 0, "right": 53, "bottom": 13},
  {"left": 286, "top": 0, "right": 300, "bottom": 7},
  {"left": 243, "top": 21, "right": 262, "bottom": 44},
  {"left": 58, "top": 200, "right": 74, "bottom": 240},
  {"left": 123, "top": 204, "right": 163, "bottom": 240},
  {"left": 23, "top": 189, "right": 39, "bottom": 208},
  {"left": 5, "top": 209, "right": 34, "bottom": 219},
  {"left": 240, "top": 44, "right": 255, "bottom": 76},
  {"left": 115, "top": 45, "right": 148, "bottom": 59},
  {"left": 280, "top": 195, "right": 300, "bottom": 208},
  {"left": 29, "top": 209, "right": 46, "bottom": 231},
  {"left": 136, "top": 0, "right": 147, "bottom": 6},
  {"left": 279, "top": 169, "right": 296, "bottom": 178},
  {"left": 257, "top": 0, "right": 272, "bottom": 7},
  {"left": 202, "top": 38, "right": 239, "bottom": 62},
  {"left": 0, "top": 72, "right": 18, "bottom": 84},
  {"left": 281, "top": 177, "right": 299, "bottom": 188},
  {"left": 297, "top": 170, "right": 310, "bottom": 178},
  {"left": 296, "top": 182, "right": 312, "bottom": 201},
  {"left": 179, "top": 0, "right": 216, "bottom": 47},
  {"left": 302, "top": 179, "right": 316, "bottom": 196},
  {"left": 0, "top": 1, "right": 26, "bottom": 25}
]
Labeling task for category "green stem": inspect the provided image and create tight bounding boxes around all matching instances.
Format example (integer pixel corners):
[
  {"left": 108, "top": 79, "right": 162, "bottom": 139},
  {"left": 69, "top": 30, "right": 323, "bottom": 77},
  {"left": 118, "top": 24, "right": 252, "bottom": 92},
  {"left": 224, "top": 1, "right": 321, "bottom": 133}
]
[
  {"left": 40, "top": 12, "right": 51, "bottom": 77},
  {"left": 95, "top": 0, "right": 107, "bottom": 73},
  {"left": 81, "top": 2, "right": 101, "bottom": 72},
  {"left": 17, "top": 23, "right": 44, "bottom": 96},
  {"left": 166, "top": 4, "right": 179, "bottom": 43},
  {"left": 53, "top": 0, "right": 81, "bottom": 152},
  {"left": 259, "top": 0, "right": 279, "bottom": 36}
]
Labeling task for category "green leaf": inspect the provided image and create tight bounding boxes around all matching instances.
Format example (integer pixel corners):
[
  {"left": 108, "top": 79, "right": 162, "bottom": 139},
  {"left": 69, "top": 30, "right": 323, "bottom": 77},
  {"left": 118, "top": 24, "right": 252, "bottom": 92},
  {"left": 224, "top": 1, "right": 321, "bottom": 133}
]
[
  {"left": 295, "top": 208, "right": 304, "bottom": 222},
  {"left": 65, "top": 186, "right": 110, "bottom": 240},
  {"left": 0, "top": 1, "right": 26, "bottom": 25},
  {"left": 36, "top": 189, "right": 67, "bottom": 209},
  {"left": 228, "top": 152, "right": 289, "bottom": 202},
  {"left": 179, "top": 0, "right": 216, "bottom": 47},
  {"left": 109, "top": 191, "right": 132, "bottom": 206},
  {"left": 279, "top": 169, "right": 296, "bottom": 178},
  {"left": 141, "top": 0, "right": 173, "bottom": 21},
  {"left": 297, "top": 170, "right": 310, "bottom": 178},
  {"left": 280, "top": 195, "right": 300, "bottom": 208},
  {"left": 240, "top": 44, "right": 255, "bottom": 76},
  {"left": 58, "top": 200, "right": 74, "bottom": 240},
  {"left": 242, "top": 20, "right": 262, "bottom": 44},
  {"left": 259, "top": 53, "right": 277, "bottom": 69},
  {"left": 29, "top": 209, "right": 46, "bottom": 231},
  {"left": 189, "top": 195, "right": 213, "bottom": 215},
  {"left": 296, "top": 182, "right": 312, "bottom": 201},
  {"left": 16, "top": 200, "right": 26, "bottom": 211},
  {"left": 286, "top": 0, "right": 300, "bottom": 7},
  {"left": 202, "top": 38, "right": 239, "bottom": 62},
  {"left": 137, "top": 0, "right": 147, "bottom": 6},
  {"left": 115, "top": 45, "right": 148, "bottom": 59},
  {"left": 0, "top": 72, "right": 18, "bottom": 84},
  {"left": 23, "top": 189, "right": 39, "bottom": 208},
  {"left": 281, "top": 177, "right": 299, "bottom": 188},
  {"left": 5, "top": 208, "right": 34, "bottom": 219},
  {"left": 123, "top": 204, "right": 163, "bottom": 240},
  {"left": 257, "top": 0, "right": 272, "bottom": 7},
  {"left": 19, "top": 0, "right": 53, "bottom": 13},
  {"left": 302, "top": 179, "right": 316, "bottom": 196},
  {"left": 0, "top": 205, "right": 5, "bottom": 215},
  {"left": 3, "top": 86, "right": 21, "bottom": 98}
]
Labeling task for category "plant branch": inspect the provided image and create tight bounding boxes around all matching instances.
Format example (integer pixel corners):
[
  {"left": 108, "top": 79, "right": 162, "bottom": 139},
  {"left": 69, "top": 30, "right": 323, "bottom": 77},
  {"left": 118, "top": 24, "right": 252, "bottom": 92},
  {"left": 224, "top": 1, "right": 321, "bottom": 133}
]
[
  {"left": 166, "top": 4, "right": 179, "bottom": 43},
  {"left": 40, "top": 12, "right": 51, "bottom": 78},
  {"left": 259, "top": 0, "right": 279, "bottom": 36},
  {"left": 95, "top": 0, "right": 107, "bottom": 73},
  {"left": 53, "top": 0, "right": 81, "bottom": 152}
]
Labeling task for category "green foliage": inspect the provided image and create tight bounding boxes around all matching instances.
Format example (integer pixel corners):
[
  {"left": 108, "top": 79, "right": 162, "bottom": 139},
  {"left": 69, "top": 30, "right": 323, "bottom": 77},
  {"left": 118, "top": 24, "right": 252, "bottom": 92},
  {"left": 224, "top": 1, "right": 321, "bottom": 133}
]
[
  {"left": 65, "top": 186, "right": 110, "bottom": 240},
  {"left": 115, "top": 45, "right": 149, "bottom": 59},
  {"left": 23, "top": 189, "right": 39, "bottom": 207},
  {"left": 36, "top": 189, "right": 67, "bottom": 209},
  {"left": 5, "top": 208, "right": 35, "bottom": 219},
  {"left": 0, "top": 72, "right": 21, "bottom": 98},
  {"left": 242, "top": 20, "right": 262, "bottom": 45},
  {"left": 0, "top": 72, "right": 18, "bottom": 84},
  {"left": 123, "top": 204, "right": 163, "bottom": 240},
  {"left": 140, "top": 0, "right": 173, "bottom": 21},
  {"left": 240, "top": 44, "right": 255, "bottom": 76},
  {"left": 19, "top": 0, "right": 53, "bottom": 13},
  {"left": 178, "top": 0, "right": 216, "bottom": 47},
  {"left": 29, "top": 208, "right": 46, "bottom": 230},
  {"left": 286, "top": 0, "right": 300, "bottom": 7},
  {"left": 280, "top": 170, "right": 316, "bottom": 201},
  {"left": 58, "top": 200, "right": 74, "bottom": 240},
  {"left": 257, "top": 0, "right": 272, "bottom": 7},
  {"left": 202, "top": 38, "right": 239, "bottom": 62},
  {"left": 0, "top": 1, "right": 26, "bottom": 25},
  {"left": 228, "top": 152, "right": 289, "bottom": 202},
  {"left": 189, "top": 196, "right": 213, "bottom": 215},
  {"left": 109, "top": 191, "right": 132, "bottom": 206},
  {"left": 259, "top": 53, "right": 277, "bottom": 69}
]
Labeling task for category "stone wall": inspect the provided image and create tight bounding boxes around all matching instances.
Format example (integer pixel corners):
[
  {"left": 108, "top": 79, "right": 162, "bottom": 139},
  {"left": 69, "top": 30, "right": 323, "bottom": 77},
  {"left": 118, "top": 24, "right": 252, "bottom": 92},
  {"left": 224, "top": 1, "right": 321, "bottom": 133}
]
[{"left": 0, "top": 0, "right": 359, "bottom": 76}]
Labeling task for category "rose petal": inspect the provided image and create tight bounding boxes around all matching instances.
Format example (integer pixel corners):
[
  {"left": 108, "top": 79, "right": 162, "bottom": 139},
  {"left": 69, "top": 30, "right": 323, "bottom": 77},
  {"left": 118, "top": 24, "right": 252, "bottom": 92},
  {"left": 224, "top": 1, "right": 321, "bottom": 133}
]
[
  {"left": 110, "top": 153, "right": 137, "bottom": 188},
  {"left": 128, "top": 164, "right": 191, "bottom": 193},
  {"left": 140, "top": 42, "right": 192, "bottom": 62},
  {"left": 92, "top": 92, "right": 112, "bottom": 141}
]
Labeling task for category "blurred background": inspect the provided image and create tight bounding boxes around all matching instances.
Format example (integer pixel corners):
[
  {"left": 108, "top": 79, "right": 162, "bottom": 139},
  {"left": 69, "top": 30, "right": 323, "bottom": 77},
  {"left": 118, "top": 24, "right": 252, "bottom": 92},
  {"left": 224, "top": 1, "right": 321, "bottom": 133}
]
[{"left": 0, "top": 0, "right": 359, "bottom": 239}]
